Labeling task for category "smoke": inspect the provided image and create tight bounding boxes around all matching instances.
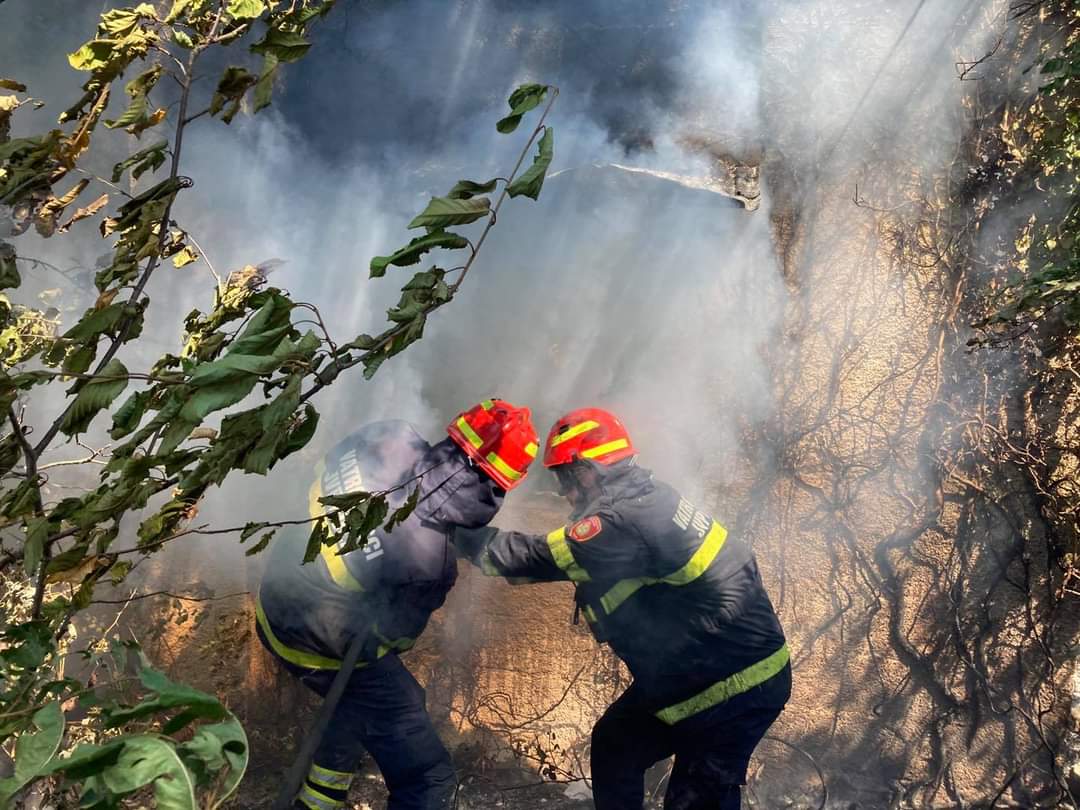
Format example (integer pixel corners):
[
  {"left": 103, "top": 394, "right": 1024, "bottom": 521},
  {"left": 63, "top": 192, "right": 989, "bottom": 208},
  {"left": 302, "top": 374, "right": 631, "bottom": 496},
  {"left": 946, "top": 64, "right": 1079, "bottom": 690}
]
[
  {"left": 9, "top": 4, "right": 1057, "bottom": 802},
  {"left": 0, "top": 0, "right": 1006, "bottom": 568}
]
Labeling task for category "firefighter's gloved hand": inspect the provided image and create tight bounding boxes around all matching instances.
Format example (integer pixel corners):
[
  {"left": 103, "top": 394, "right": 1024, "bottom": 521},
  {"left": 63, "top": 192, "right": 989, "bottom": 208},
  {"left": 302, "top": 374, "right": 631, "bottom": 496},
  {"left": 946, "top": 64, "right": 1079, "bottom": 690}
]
[{"left": 450, "top": 526, "right": 496, "bottom": 566}]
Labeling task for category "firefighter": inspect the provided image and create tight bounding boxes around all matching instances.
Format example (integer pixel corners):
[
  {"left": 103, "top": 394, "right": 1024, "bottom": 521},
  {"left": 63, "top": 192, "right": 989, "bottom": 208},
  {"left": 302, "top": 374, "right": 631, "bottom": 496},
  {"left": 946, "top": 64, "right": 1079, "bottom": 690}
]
[
  {"left": 256, "top": 400, "right": 538, "bottom": 810},
  {"left": 452, "top": 408, "right": 791, "bottom": 810}
]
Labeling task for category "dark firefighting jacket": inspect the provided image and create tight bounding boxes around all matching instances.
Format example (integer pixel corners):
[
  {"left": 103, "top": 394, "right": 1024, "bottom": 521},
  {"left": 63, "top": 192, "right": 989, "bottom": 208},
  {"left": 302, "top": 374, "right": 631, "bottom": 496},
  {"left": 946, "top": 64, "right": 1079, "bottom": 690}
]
[
  {"left": 257, "top": 420, "right": 503, "bottom": 669},
  {"left": 455, "top": 463, "right": 788, "bottom": 725}
]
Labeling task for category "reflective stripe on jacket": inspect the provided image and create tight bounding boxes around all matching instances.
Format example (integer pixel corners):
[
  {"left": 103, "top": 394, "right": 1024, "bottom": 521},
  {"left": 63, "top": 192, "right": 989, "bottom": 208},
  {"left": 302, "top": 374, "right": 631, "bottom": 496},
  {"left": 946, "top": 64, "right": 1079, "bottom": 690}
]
[
  {"left": 258, "top": 420, "right": 503, "bottom": 669},
  {"left": 462, "top": 464, "right": 788, "bottom": 718}
]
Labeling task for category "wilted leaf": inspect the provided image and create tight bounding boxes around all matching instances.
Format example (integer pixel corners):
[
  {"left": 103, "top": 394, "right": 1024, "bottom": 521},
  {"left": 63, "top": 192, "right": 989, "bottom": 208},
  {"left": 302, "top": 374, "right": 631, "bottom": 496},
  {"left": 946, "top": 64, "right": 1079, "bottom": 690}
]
[
  {"left": 172, "top": 246, "right": 199, "bottom": 268},
  {"left": 58, "top": 193, "right": 109, "bottom": 233},
  {"left": 370, "top": 229, "right": 468, "bottom": 278},
  {"left": 507, "top": 126, "right": 553, "bottom": 200},
  {"left": 38, "top": 179, "right": 90, "bottom": 223},
  {"left": 407, "top": 196, "right": 490, "bottom": 229}
]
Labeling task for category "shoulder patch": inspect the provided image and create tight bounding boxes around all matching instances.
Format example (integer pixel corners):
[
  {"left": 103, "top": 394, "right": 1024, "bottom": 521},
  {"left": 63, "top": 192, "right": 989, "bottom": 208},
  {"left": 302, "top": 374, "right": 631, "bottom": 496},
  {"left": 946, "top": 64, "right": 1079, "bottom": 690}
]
[{"left": 568, "top": 515, "right": 603, "bottom": 542}]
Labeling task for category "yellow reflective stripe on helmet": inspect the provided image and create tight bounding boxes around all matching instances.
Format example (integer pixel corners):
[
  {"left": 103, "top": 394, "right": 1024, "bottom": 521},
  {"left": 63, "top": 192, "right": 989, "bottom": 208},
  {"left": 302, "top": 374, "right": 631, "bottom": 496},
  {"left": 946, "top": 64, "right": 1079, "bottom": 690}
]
[
  {"left": 299, "top": 782, "right": 344, "bottom": 810},
  {"left": 309, "top": 763, "right": 352, "bottom": 790},
  {"left": 549, "top": 420, "right": 600, "bottom": 447},
  {"left": 456, "top": 416, "right": 484, "bottom": 449},
  {"left": 255, "top": 598, "right": 366, "bottom": 671},
  {"left": 486, "top": 451, "right": 521, "bottom": 481},
  {"left": 545, "top": 528, "right": 591, "bottom": 582},
  {"left": 655, "top": 644, "right": 790, "bottom": 725},
  {"left": 597, "top": 521, "right": 728, "bottom": 614},
  {"left": 525, "top": 441, "right": 539, "bottom": 458},
  {"left": 480, "top": 399, "right": 494, "bottom": 410},
  {"left": 580, "top": 438, "right": 630, "bottom": 460}
]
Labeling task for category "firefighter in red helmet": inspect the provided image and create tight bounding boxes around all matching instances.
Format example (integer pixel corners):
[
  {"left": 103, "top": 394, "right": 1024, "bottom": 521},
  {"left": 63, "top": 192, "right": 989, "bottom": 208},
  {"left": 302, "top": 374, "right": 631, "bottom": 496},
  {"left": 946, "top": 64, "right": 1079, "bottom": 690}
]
[
  {"left": 454, "top": 407, "right": 790, "bottom": 810},
  {"left": 258, "top": 399, "right": 537, "bottom": 810}
]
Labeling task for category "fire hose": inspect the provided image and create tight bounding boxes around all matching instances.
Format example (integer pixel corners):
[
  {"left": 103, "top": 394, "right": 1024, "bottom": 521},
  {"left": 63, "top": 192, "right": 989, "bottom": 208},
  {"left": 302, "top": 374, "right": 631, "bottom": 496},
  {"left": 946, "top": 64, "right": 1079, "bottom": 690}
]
[{"left": 271, "top": 632, "right": 366, "bottom": 810}]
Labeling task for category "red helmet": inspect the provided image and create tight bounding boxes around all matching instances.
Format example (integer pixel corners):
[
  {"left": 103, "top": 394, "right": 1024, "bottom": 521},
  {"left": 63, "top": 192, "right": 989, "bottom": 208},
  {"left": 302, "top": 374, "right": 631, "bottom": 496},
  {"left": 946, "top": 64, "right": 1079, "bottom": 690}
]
[
  {"left": 447, "top": 398, "right": 538, "bottom": 490},
  {"left": 543, "top": 407, "right": 636, "bottom": 467}
]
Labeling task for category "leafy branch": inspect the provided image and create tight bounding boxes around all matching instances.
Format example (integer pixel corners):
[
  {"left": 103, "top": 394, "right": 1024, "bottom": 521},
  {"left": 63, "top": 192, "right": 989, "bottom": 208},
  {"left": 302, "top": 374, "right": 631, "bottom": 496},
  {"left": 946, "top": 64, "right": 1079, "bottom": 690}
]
[{"left": 0, "top": 0, "right": 558, "bottom": 805}]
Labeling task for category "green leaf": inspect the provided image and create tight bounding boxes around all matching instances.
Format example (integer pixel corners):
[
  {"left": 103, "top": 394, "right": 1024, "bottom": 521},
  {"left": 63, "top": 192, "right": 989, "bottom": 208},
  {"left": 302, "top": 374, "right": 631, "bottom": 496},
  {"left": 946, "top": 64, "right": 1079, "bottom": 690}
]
[
  {"left": 318, "top": 491, "right": 372, "bottom": 510},
  {"left": 369, "top": 229, "right": 469, "bottom": 278},
  {"left": 166, "top": 0, "right": 200, "bottom": 23},
  {"left": 210, "top": 67, "right": 257, "bottom": 124},
  {"left": 110, "top": 390, "right": 150, "bottom": 439},
  {"left": 447, "top": 178, "right": 498, "bottom": 200},
  {"left": 303, "top": 518, "right": 329, "bottom": 563},
  {"left": 23, "top": 517, "right": 49, "bottom": 577},
  {"left": 0, "top": 243, "right": 19, "bottom": 290},
  {"left": 105, "top": 66, "right": 165, "bottom": 136},
  {"left": 99, "top": 736, "right": 198, "bottom": 809},
  {"left": 384, "top": 485, "right": 420, "bottom": 533},
  {"left": 496, "top": 83, "right": 547, "bottom": 133},
  {"left": 407, "top": 196, "right": 490, "bottom": 229},
  {"left": 251, "top": 27, "right": 311, "bottom": 63},
  {"left": 244, "top": 531, "right": 274, "bottom": 556},
  {"left": 3, "top": 479, "right": 40, "bottom": 519},
  {"left": 59, "top": 359, "right": 130, "bottom": 437},
  {"left": 338, "top": 496, "right": 389, "bottom": 554},
  {"left": 63, "top": 302, "right": 125, "bottom": 342},
  {"left": 105, "top": 667, "right": 226, "bottom": 730},
  {"left": 111, "top": 140, "right": 168, "bottom": 183},
  {"left": 227, "top": 0, "right": 265, "bottom": 19},
  {"left": 507, "top": 126, "right": 553, "bottom": 200},
  {"left": 172, "top": 29, "right": 195, "bottom": 49},
  {"left": 180, "top": 718, "right": 248, "bottom": 806},
  {"left": 240, "top": 522, "right": 269, "bottom": 541},
  {"left": 0, "top": 701, "right": 64, "bottom": 806},
  {"left": 280, "top": 402, "right": 319, "bottom": 459},
  {"left": 68, "top": 41, "right": 115, "bottom": 72},
  {"left": 253, "top": 53, "right": 279, "bottom": 112}
]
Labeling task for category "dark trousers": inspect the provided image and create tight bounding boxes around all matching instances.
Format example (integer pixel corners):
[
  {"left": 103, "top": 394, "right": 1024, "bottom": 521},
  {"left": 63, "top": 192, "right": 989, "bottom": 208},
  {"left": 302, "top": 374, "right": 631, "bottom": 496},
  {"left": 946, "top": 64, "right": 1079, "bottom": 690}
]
[
  {"left": 591, "top": 665, "right": 791, "bottom": 810},
  {"left": 261, "top": 632, "right": 455, "bottom": 810}
]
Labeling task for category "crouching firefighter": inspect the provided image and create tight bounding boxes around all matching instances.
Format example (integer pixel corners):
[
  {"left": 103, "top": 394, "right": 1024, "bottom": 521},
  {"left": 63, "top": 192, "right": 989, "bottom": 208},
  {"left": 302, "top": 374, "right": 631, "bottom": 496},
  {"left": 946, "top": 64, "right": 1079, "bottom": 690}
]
[
  {"left": 453, "top": 408, "right": 791, "bottom": 810},
  {"left": 256, "top": 400, "right": 538, "bottom": 810}
]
